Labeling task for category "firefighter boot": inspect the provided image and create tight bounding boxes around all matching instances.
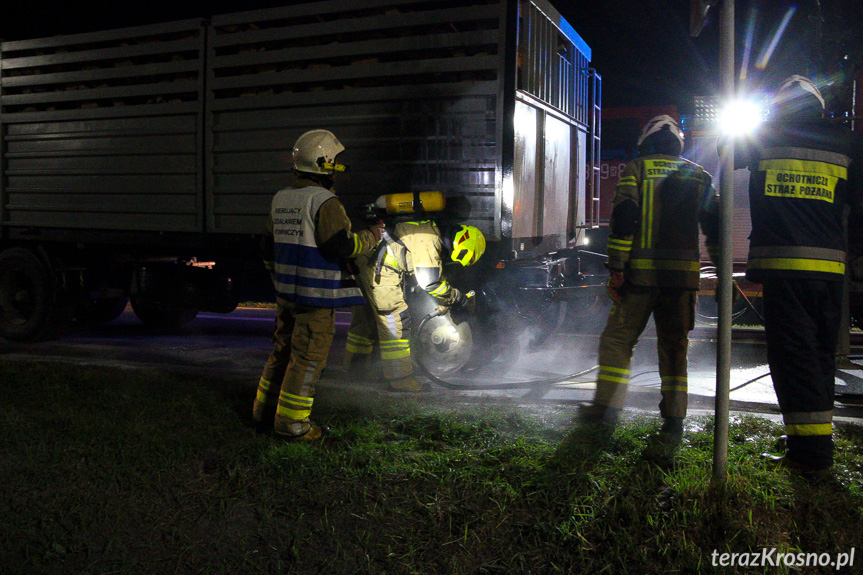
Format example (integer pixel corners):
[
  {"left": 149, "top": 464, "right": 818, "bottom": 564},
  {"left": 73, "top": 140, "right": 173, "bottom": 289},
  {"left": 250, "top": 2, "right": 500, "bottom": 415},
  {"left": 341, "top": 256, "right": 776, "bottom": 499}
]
[
  {"left": 644, "top": 417, "right": 684, "bottom": 467},
  {"left": 576, "top": 403, "right": 620, "bottom": 427},
  {"left": 574, "top": 404, "right": 619, "bottom": 441},
  {"left": 558, "top": 404, "right": 620, "bottom": 458},
  {"left": 273, "top": 416, "right": 329, "bottom": 441},
  {"left": 252, "top": 399, "right": 277, "bottom": 432},
  {"left": 386, "top": 376, "right": 429, "bottom": 393},
  {"left": 761, "top": 453, "right": 830, "bottom": 480}
]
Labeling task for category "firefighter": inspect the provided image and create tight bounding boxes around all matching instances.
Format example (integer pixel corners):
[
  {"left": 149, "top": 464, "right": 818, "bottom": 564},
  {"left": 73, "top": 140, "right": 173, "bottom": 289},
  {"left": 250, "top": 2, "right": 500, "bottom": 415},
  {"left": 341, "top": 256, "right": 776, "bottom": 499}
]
[
  {"left": 252, "top": 129, "right": 379, "bottom": 440},
  {"left": 580, "top": 115, "right": 720, "bottom": 461},
  {"left": 738, "top": 76, "right": 863, "bottom": 475},
  {"left": 345, "top": 217, "right": 486, "bottom": 392}
]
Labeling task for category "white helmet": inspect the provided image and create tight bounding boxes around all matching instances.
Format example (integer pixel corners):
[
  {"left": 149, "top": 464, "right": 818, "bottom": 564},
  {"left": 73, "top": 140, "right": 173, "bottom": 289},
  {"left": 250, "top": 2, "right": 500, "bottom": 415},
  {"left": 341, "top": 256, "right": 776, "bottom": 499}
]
[
  {"left": 637, "top": 115, "right": 684, "bottom": 152},
  {"left": 292, "top": 129, "right": 347, "bottom": 175},
  {"left": 771, "top": 75, "right": 825, "bottom": 111}
]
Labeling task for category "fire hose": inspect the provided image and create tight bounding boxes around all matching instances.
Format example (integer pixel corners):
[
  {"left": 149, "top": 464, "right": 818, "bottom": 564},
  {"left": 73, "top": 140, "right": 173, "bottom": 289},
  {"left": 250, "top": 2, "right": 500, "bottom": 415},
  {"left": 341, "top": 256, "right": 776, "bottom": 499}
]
[
  {"left": 410, "top": 282, "right": 781, "bottom": 394},
  {"left": 411, "top": 294, "right": 599, "bottom": 390}
]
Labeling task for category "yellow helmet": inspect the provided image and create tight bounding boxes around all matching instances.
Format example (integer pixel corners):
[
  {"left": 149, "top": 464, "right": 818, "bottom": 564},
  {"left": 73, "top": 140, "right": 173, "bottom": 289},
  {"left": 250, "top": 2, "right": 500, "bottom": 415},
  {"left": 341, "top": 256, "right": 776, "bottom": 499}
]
[{"left": 450, "top": 225, "right": 486, "bottom": 267}]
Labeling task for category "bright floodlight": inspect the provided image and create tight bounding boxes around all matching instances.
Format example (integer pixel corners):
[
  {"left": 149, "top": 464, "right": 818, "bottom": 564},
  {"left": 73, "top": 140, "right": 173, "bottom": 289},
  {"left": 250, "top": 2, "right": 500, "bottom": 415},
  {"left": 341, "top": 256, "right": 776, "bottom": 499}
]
[{"left": 718, "top": 100, "right": 763, "bottom": 136}]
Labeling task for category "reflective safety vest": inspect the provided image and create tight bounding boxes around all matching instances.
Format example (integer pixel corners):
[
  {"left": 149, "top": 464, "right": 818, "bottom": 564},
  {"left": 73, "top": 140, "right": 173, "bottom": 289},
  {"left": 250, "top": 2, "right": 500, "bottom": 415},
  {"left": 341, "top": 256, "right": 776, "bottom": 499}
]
[
  {"left": 608, "top": 155, "right": 714, "bottom": 288},
  {"left": 743, "top": 120, "right": 859, "bottom": 283},
  {"left": 270, "top": 185, "right": 364, "bottom": 307}
]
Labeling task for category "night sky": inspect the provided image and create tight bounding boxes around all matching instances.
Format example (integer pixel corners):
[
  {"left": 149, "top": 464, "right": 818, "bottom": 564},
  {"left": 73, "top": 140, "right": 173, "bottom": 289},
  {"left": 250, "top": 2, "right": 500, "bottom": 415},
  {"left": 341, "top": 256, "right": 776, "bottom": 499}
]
[{"left": 0, "top": 0, "right": 858, "bottom": 113}]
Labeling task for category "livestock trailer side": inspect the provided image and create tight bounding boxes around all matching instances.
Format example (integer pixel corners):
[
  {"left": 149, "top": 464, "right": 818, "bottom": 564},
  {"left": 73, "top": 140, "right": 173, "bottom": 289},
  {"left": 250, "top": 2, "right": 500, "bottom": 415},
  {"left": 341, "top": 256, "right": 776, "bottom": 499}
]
[
  {"left": 204, "top": 0, "right": 599, "bottom": 257},
  {"left": 0, "top": 0, "right": 600, "bottom": 341}
]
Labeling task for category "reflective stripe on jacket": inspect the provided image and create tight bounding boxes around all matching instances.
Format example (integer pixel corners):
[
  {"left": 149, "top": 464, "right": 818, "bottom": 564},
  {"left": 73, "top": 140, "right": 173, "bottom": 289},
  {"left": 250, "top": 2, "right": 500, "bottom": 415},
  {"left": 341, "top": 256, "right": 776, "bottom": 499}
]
[
  {"left": 741, "top": 120, "right": 861, "bottom": 283},
  {"left": 396, "top": 221, "right": 460, "bottom": 305},
  {"left": 361, "top": 220, "right": 460, "bottom": 306},
  {"left": 270, "top": 185, "right": 364, "bottom": 307},
  {"left": 608, "top": 155, "right": 716, "bottom": 288}
]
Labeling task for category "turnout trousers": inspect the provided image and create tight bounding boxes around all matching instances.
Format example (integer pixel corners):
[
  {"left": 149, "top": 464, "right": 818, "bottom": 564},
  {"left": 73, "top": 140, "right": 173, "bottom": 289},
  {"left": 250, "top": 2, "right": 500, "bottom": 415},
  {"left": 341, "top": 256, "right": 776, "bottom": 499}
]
[
  {"left": 346, "top": 284, "right": 414, "bottom": 385},
  {"left": 345, "top": 303, "right": 377, "bottom": 370},
  {"left": 595, "top": 286, "right": 696, "bottom": 418},
  {"left": 255, "top": 297, "right": 336, "bottom": 424},
  {"left": 762, "top": 278, "right": 841, "bottom": 468}
]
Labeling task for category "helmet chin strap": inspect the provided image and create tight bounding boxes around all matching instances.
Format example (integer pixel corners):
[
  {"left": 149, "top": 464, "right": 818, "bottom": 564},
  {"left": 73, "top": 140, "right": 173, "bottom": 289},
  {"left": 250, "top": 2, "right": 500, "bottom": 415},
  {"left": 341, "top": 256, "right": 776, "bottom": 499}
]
[
  {"left": 295, "top": 171, "right": 334, "bottom": 189},
  {"left": 440, "top": 226, "right": 455, "bottom": 253}
]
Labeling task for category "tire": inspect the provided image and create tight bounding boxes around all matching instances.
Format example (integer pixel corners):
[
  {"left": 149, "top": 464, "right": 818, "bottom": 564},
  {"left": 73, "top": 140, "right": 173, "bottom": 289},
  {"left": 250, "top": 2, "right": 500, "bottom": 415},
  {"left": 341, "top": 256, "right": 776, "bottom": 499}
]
[
  {"left": 129, "top": 266, "right": 199, "bottom": 329},
  {"left": 0, "top": 247, "right": 73, "bottom": 342},
  {"left": 129, "top": 294, "right": 198, "bottom": 329},
  {"left": 77, "top": 295, "right": 129, "bottom": 324}
]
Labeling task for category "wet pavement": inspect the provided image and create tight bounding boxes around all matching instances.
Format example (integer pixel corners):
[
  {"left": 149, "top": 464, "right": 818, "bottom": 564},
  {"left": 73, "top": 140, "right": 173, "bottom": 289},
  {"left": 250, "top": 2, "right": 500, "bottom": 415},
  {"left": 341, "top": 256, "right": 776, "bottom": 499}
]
[{"left": 2, "top": 306, "right": 863, "bottom": 425}]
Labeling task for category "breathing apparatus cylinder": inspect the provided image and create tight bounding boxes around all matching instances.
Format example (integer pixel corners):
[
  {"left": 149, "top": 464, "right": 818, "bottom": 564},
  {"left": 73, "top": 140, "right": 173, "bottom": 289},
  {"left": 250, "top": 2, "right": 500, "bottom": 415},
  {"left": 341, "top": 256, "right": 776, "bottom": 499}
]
[{"left": 374, "top": 191, "right": 445, "bottom": 215}]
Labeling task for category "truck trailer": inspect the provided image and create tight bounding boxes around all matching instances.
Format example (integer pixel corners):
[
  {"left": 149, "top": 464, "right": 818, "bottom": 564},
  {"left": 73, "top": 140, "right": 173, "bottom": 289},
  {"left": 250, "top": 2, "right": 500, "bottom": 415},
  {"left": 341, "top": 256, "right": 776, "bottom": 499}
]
[{"left": 0, "top": 0, "right": 601, "bottom": 343}]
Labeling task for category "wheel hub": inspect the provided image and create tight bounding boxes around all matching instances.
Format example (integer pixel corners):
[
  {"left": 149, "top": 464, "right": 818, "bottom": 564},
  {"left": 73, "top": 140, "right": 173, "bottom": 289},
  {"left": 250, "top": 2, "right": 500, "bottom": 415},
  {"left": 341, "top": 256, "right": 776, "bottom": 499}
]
[{"left": 0, "top": 270, "right": 36, "bottom": 325}]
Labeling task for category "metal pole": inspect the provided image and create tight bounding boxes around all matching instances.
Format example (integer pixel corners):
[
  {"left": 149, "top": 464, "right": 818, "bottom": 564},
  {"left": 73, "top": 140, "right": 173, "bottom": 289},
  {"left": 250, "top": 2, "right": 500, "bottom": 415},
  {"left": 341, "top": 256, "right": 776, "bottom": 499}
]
[{"left": 713, "top": 0, "right": 735, "bottom": 484}]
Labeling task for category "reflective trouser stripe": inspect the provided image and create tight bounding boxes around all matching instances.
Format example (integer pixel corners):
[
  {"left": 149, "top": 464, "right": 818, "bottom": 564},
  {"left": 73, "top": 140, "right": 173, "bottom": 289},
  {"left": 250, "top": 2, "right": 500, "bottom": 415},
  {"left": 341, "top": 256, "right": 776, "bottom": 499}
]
[
  {"left": 785, "top": 423, "right": 833, "bottom": 436},
  {"left": 379, "top": 311, "right": 412, "bottom": 382},
  {"left": 380, "top": 339, "right": 410, "bottom": 360},
  {"left": 346, "top": 303, "right": 377, "bottom": 356},
  {"left": 762, "top": 278, "right": 840, "bottom": 468},
  {"left": 256, "top": 377, "right": 276, "bottom": 406},
  {"left": 596, "top": 287, "right": 694, "bottom": 417},
  {"left": 276, "top": 360, "right": 320, "bottom": 420},
  {"left": 264, "top": 300, "right": 335, "bottom": 422},
  {"left": 362, "top": 277, "right": 413, "bottom": 382},
  {"left": 594, "top": 365, "right": 630, "bottom": 410},
  {"left": 660, "top": 375, "right": 688, "bottom": 393},
  {"left": 599, "top": 365, "right": 630, "bottom": 384},
  {"left": 346, "top": 332, "right": 375, "bottom": 354},
  {"left": 278, "top": 390, "right": 314, "bottom": 421},
  {"left": 784, "top": 411, "right": 833, "bottom": 436}
]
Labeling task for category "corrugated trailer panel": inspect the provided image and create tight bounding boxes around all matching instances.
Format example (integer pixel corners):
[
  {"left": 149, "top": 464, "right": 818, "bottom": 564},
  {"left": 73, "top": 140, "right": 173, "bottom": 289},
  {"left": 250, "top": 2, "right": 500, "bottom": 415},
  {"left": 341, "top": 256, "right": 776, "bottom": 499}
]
[
  {"left": 0, "top": 0, "right": 594, "bottom": 249},
  {"left": 206, "top": 0, "right": 506, "bottom": 238},
  {"left": 0, "top": 20, "right": 205, "bottom": 233}
]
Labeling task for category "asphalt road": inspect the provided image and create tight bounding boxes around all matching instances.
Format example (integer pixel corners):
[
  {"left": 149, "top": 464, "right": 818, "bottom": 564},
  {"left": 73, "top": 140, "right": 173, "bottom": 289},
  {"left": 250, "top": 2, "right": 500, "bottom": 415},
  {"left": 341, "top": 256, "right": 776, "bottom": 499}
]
[{"left": 3, "top": 305, "right": 863, "bottom": 424}]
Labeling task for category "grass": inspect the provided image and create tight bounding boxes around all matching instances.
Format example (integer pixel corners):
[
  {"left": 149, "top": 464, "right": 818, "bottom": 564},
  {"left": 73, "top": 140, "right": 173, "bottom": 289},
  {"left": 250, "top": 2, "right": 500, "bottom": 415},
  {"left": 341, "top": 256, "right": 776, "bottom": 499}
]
[{"left": 1, "top": 361, "right": 862, "bottom": 574}]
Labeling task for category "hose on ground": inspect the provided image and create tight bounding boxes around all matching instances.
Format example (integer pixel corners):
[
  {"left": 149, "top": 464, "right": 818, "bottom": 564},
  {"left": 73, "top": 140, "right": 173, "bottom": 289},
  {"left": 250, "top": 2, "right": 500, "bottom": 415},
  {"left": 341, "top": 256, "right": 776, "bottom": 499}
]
[{"left": 412, "top": 308, "right": 599, "bottom": 390}]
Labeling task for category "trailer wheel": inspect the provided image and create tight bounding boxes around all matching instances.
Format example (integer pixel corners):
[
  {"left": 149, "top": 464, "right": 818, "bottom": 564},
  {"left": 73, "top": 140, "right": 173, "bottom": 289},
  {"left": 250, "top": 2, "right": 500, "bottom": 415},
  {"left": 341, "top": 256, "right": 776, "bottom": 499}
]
[
  {"left": 0, "top": 247, "right": 73, "bottom": 341},
  {"left": 77, "top": 296, "right": 129, "bottom": 324},
  {"left": 129, "top": 294, "right": 198, "bottom": 329}
]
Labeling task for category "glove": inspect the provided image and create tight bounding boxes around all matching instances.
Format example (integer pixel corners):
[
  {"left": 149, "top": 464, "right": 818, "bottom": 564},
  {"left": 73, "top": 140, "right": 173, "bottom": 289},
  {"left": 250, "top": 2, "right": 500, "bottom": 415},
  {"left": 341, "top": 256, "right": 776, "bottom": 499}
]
[
  {"left": 453, "top": 290, "right": 476, "bottom": 311},
  {"left": 369, "top": 221, "right": 384, "bottom": 242},
  {"left": 606, "top": 270, "right": 624, "bottom": 303}
]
